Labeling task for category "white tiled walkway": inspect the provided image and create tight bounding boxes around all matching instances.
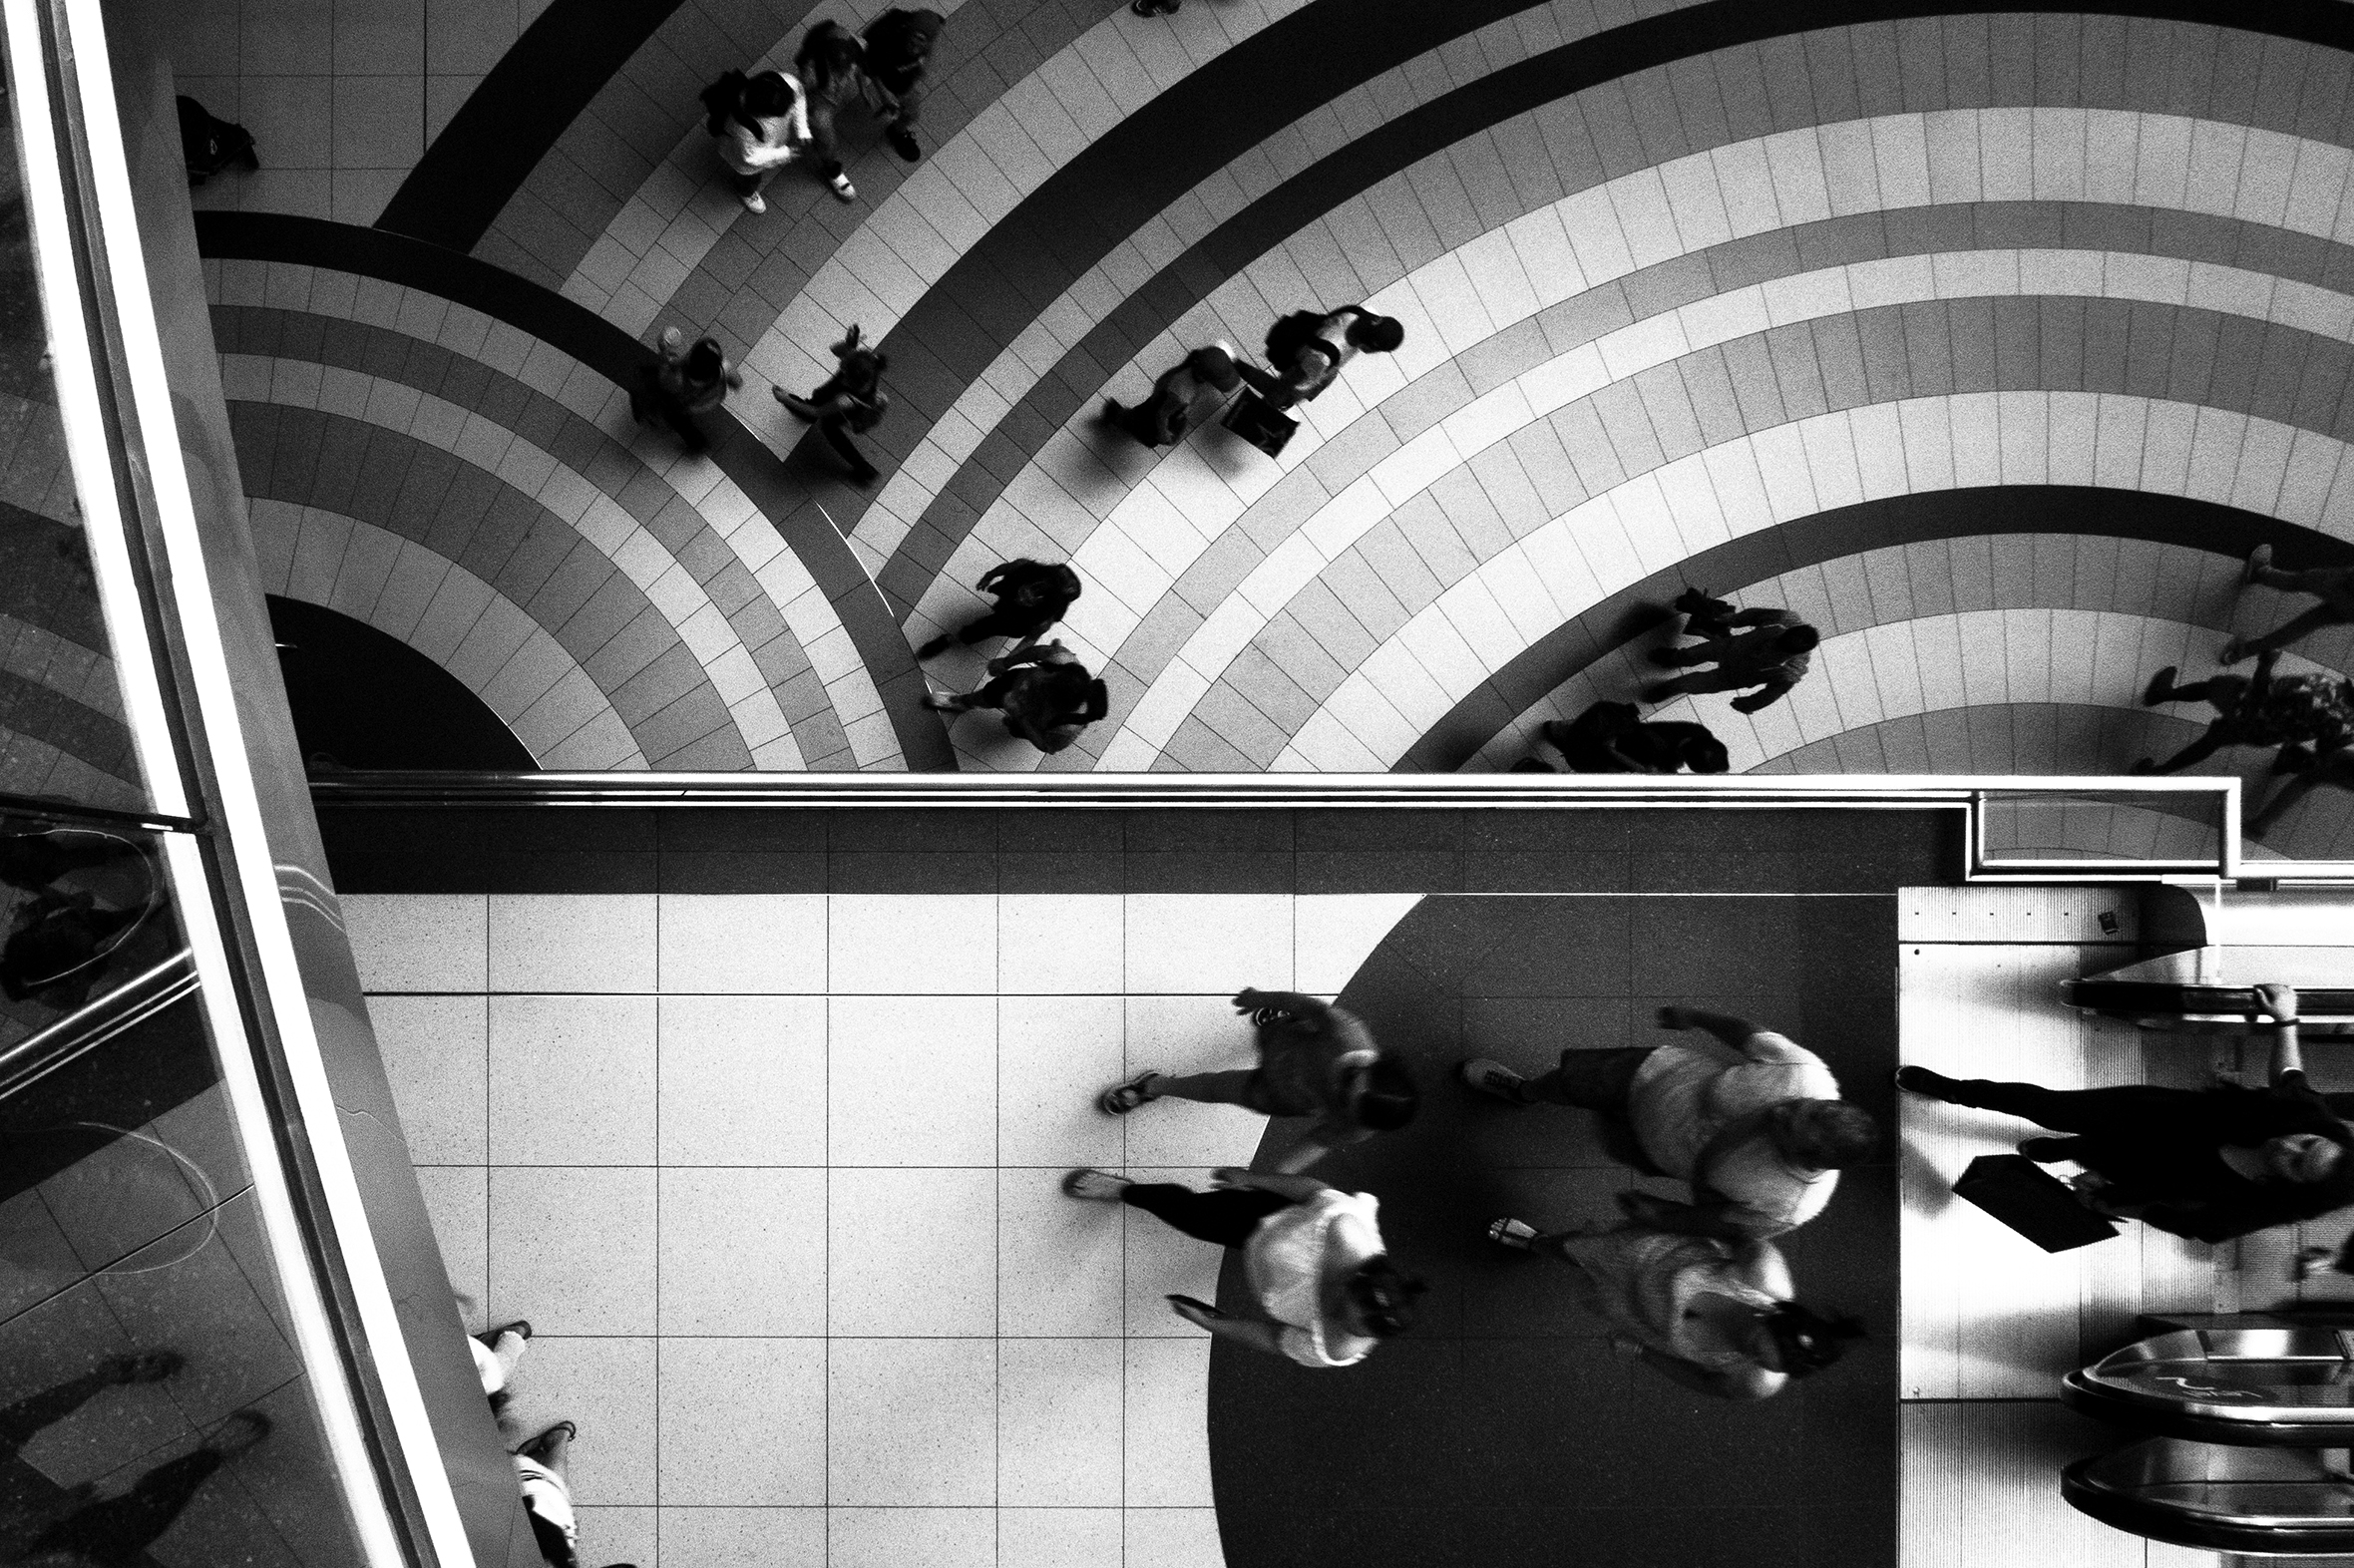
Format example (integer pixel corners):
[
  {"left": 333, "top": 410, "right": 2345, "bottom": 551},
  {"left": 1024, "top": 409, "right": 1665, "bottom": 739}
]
[{"left": 343, "top": 890, "right": 1418, "bottom": 1568}]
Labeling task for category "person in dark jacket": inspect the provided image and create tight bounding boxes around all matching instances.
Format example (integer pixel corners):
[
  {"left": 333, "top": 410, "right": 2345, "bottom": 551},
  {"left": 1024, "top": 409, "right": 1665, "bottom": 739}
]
[
  {"left": 1237, "top": 306, "right": 1403, "bottom": 410},
  {"left": 1643, "top": 606, "right": 1817, "bottom": 714},
  {"left": 922, "top": 639, "right": 1107, "bottom": 753},
  {"left": 774, "top": 323, "right": 888, "bottom": 484},
  {"left": 1897, "top": 984, "right": 2354, "bottom": 1243},
  {"left": 1105, "top": 342, "right": 1243, "bottom": 448},
  {"left": 2134, "top": 653, "right": 2354, "bottom": 775},
  {"left": 917, "top": 559, "right": 1081, "bottom": 658},
  {"left": 862, "top": 8, "right": 943, "bottom": 162},
  {"left": 1542, "top": 700, "right": 1729, "bottom": 774},
  {"left": 629, "top": 327, "right": 740, "bottom": 452},
  {"left": 795, "top": 20, "right": 866, "bottom": 201}
]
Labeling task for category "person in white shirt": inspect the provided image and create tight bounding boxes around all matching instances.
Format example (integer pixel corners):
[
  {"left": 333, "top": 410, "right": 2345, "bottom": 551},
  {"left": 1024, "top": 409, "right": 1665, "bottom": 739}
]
[
  {"left": 1460, "top": 1005, "right": 1878, "bottom": 1238},
  {"left": 713, "top": 70, "right": 809, "bottom": 214},
  {"left": 1060, "top": 1166, "right": 1423, "bottom": 1367}
]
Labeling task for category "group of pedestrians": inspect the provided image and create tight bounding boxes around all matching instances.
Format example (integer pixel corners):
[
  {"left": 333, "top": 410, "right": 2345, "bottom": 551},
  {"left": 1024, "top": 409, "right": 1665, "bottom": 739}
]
[
  {"left": 701, "top": 9, "right": 942, "bottom": 213},
  {"left": 463, "top": 1306, "right": 633, "bottom": 1568},
  {"left": 917, "top": 557, "right": 1106, "bottom": 754},
  {"left": 1062, "top": 989, "right": 1878, "bottom": 1397},
  {"left": 1106, "top": 304, "right": 1405, "bottom": 451}
]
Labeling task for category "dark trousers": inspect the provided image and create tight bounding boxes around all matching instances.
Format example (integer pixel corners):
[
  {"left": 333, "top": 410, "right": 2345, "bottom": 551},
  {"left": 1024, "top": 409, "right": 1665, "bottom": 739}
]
[
  {"left": 630, "top": 369, "right": 708, "bottom": 452},
  {"left": 812, "top": 415, "right": 875, "bottom": 481},
  {"left": 1121, "top": 1184, "right": 1290, "bottom": 1247},
  {"left": 1931, "top": 1077, "right": 2195, "bottom": 1135},
  {"left": 1529, "top": 1046, "right": 1667, "bottom": 1174},
  {"left": 943, "top": 605, "right": 1045, "bottom": 648}
]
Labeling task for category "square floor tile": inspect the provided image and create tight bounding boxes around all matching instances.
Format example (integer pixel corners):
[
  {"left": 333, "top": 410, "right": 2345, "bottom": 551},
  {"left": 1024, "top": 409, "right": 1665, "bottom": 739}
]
[
  {"left": 657, "top": 995, "right": 826, "bottom": 1165},
  {"left": 490, "top": 1167, "right": 655, "bottom": 1334},
  {"left": 370, "top": 995, "right": 487, "bottom": 1162},
  {"left": 1123, "top": 894, "right": 1295, "bottom": 990},
  {"left": 330, "top": 74, "right": 422, "bottom": 167},
  {"left": 657, "top": 1168, "right": 826, "bottom": 1336},
  {"left": 999, "top": 1169, "right": 1125, "bottom": 1337},
  {"left": 489, "top": 995, "right": 656, "bottom": 1164},
  {"left": 342, "top": 893, "right": 483, "bottom": 989},
  {"left": 829, "top": 1168, "right": 994, "bottom": 1335},
  {"left": 1119, "top": 1169, "right": 1228, "bottom": 1339},
  {"left": 238, "top": 73, "right": 332, "bottom": 168},
  {"left": 656, "top": 1339, "right": 825, "bottom": 1504},
  {"left": 657, "top": 894, "right": 828, "bottom": 991},
  {"left": 414, "top": 1164, "right": 487, "bottom": 1309},
  {"left": 1000, "top": 1509, "right": 1123, "bottom": 1568},
  {"left": 1296, "top": 893, "right": 1422, "bottom": 991},
  {"left": 827, "top": 995, "right": 996, "bottom": 1165},
  {"left": 828, "top": 1339, "right": 995, "bottom": 1505},
  {"left": 998, "top": 895, "right": 1125, "bottom": 991},
  {"left": 657, "top": 1505, "right": 822, "bottom": 1566},
  {"left": 998, "top": 994, "right": 1125, "bottom": 1167},
  {"left": 998, "top": 1338, "right": 1123, "bottom": 1506},
  {"left": 828, "top": 895, "right": 995, "bottom": 991},
  {"left": 1126, "top": 1507, "right": 1226, "bottom": 1568},
  {"left": 831, "top": 1507, "right": 994, "bottom": 1568},
  {"left": 488, "top": 894, "right": 655, "bottom": 991},
  {"left": 500, "top": 1336, "right": 656, "bottom": 1505},
  {"left": 1124, "top": 1338, "right": 1215, "bottom": 1506},
  {"left": 573, "top": 1505, "right": 654, "bottom": 1568}
]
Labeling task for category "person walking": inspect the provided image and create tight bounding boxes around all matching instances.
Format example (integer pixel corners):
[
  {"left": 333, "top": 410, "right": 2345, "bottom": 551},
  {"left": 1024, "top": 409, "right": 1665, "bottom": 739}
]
[
  {"left": 629, "top": 327, "right": 741, "bottom": 453},
  {"left": 795, "top": 19, "right": 866, "bottom": 202},
  {"left": 470, "top": 1316, "right": 532, "bottom": 1418},
  {"left": 1237, "top": 305, "right": 1403, "bottom": 410},
  {"left": 922, "top": 638, "right": 1107, "bottom": 753},
  {"left": 1062, "top": 1165, "right": 1424, "bottom": 1366},
  {"left": 1483, "top": 1215, "right": 1862, "bottom": 1400},
  {"left": 1460, "top": 1004, "right": 1878, "bottom": 1238},
  {"left": 1097, "top": 987, "right": 1418, "bottom": 1173},
  {"left": 1541, "top": 700, "right": 1728, "bottom": 773},
  {"left": 2223, "top": 545, "right": 2354, "bottom": 664},
  {"left": 917, "top": 559, "right": 1082, "bottom": 658},
  {"left": 701, "top": 68, "right": 808, "bottom": 213},
  {"left": 24, "top": 1406, "right": 271, "bottom": 1566},
  {"left": 1104, "top": 342, "right": 1243, "bottom": 448},
  {"left": 2133, "top": 653, "right": 2354, "bottom": 775},
  {"left": 1643, "top": 605, "right": 1818, "bottom": 714},
  {"left": 774, "top": 323, "right": 888, "bottom": 484},
  {"left": 861, "top": 9, "right": 942, "bottom": 162},
  {"left": 1897, "top": 983, "right": 2354, "bottom": 1243}
]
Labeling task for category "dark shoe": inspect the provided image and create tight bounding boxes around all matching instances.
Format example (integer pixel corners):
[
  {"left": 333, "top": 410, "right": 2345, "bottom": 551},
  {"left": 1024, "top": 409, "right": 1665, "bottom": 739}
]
[
  {"left": 2219, "top": 637, "right": 2248, "bottom": 665},
  {"left": 1648, "top": 648, "right": 1684, "bottom": 668},
  {"left": 1894, "top": 1065, "right": 1959, "bottom": 1101},
  {"left": 2142, "top": 667, "right": 2178, "bottom": 707},
  {"left": 476, "top": 1320, "right": 532, "bottom": 1348},
  {"left": 207, "top": 1410, "right": 272, "bottom": 1458},
  {"left": 517, "top": 1421, "right": 576, "bottom": 1462},
  {"left": 888, "top": 125, "right": 921, "bottom": 162},
  {"left": 2243, "top": 544, "right": 2272, "bottom": 587},
  {"left": 1097, "top": 1069, "right": 1162, "bottom": 1116},
  {"left": 2128, "top": 757, "right": 2158, "bottom": 775},
  {"left": 1640, "top": 682, "right": 1677, "bottom": 703}
]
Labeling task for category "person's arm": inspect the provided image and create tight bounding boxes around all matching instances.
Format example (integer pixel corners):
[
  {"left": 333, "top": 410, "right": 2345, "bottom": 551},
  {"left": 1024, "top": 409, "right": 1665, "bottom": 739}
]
[
  {"left": 1614, "top": 1336, "right": 1772, "bottom": 1400},
  {"left": 2235, "top": 652, "right": 2282, "bottom": 720},
  {"left": 1655, "top": 1005, "right": 1764, "bottom": 1052},
  {"left": 831, "top": 323, "right": 866, "bottom": 361},
  {"left": 1602, "top": 739, "right": 1675, "bottom": 773},
  {"left": 1730, "top": 677, "right": 1796, "bottom": 714},
  {"left": 1616, "top": 1188, "right": 1756, "bottom": 1240},
  {"left": 1211, "top": 1166, "right": 1329, "bottom": 1202},
  {"left": 976, "top": 562, "right": 1012, "bottom": 594},
  {"left": 2256, "top": 982, "right": 2304, "bottom": 1084},
  {"left": 1726, "top": 607, "right": 1795, "bottom": 628},
  {"left": 1166, "top": 1297, "right": 1291, "bottom": 1358},
  {"left": 986, "top": 640, "right": 1058, "bottom": 676}
]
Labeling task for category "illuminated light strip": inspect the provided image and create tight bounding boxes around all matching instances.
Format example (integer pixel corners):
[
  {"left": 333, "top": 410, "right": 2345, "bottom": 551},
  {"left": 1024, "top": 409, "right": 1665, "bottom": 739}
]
[{"left": 17, "top": 2, "right": 475, "bottom": 1563}]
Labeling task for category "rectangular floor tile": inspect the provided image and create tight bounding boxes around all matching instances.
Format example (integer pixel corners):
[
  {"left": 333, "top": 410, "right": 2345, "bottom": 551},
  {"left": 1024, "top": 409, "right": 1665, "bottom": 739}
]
[
  {"left": 490, "top": 1167, "right": 656, "bottom": 1335},
  {"left": 656, "top": 994, "right": 828, "bottom": 1165},
  {"left": 998, "top": 1337, "right": 1124, "bottom": 1506},
  {"left": 827, "top": 1339, "right": 996, "bottom": 1506},
  {"left": 656, "top": 893, "right": 828, "bottom": 992},
  {"left": 656, "top": 1338, "right": 826, "bottom": 1505},
  {"left": 657, "top": 1168, "right": 827, "bottom": 1336},
  {"left": 489, "top": 994, "right": 656, "bottom": 1164},
  {"left": 829, "top": 1167, "right": 996, "bottom": 1336},
  {"left": 488, "top": 893, "right": 656, "bottom": 990},
  {"left": 370, "top": 995, "right": 488, "bottom": 1163},
  {"left": 826, "top": 995, "right": 997, "bottom": 1165}
]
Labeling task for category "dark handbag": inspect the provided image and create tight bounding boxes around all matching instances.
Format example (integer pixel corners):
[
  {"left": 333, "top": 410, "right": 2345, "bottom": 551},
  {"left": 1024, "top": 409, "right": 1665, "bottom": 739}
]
[
  {"left": 1222, "top": 389, "right": 1298, "bottom": 459},
  {"left": 1953, "top": 1153, "right": 2120, "bottom": 1252}
]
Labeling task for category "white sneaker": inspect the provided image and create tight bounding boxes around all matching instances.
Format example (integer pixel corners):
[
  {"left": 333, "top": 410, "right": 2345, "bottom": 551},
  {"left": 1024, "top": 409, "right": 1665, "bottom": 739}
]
[
  {"left": 739, "top": 189, "right": 766, "bottom": 214},
  {"left": 828, "top": 172, "right": 857, "bottom": 202}
]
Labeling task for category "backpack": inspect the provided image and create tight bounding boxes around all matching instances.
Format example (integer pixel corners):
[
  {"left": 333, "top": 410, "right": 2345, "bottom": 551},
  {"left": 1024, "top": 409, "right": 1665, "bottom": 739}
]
[
  {"left": 1263, "top": 309, "right": 1326, "bottom": 371},
  {"left": 699, "top": 70, "right": 749, "bottom": 136}
]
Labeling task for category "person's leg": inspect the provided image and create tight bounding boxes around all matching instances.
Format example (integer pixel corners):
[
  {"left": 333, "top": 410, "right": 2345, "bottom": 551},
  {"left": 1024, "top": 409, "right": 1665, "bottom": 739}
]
[
  {"left": 818, "top": 415, "right": 878, "bottom": 483},
  {"left": 518, "top": 1421, "right": 573, "bottom": 1480},
  {"left": 2230, "top": 604, "right": 2344, "bottom": 660},
  {"left": 1119, "top": 1184, "right": 1287, "bottom": 1247},
  {"left": 1646, "top": 667, "right": 1752, "bottom": 699},
  {"left": 0, "top": 1355, "right": 177, "bottom": 1454},
  {"left": 1521, "top": 1046, "right": 1655, "bottom": 1113},
  {"left": 1146, "top": 1068, "right": 1260, "bottom": 1107},
  {"left": 2131, "top": 727, "right": 2226, "bottom": 775},
  {"left": 489, "top": 1329, "right": 529, "bottom": 1386},
  {"left": 1899, "top": 1068, "right": 2189, "bottom": 1136},
  {"left": 37, "top": 1411, "right": 263, "bottom": 1565},
  {"left": 1650, "top": 636, "right": 1731, "bottom": 669},
  {"left": 657, "top": 398, "right": 707, "bottom": 453}
]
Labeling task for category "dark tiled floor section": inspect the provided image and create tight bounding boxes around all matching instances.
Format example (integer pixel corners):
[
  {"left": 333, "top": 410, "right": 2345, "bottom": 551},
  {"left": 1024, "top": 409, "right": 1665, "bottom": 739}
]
[{"left": 1212, "top": 891, "right": 1899, "bottom": 1568}]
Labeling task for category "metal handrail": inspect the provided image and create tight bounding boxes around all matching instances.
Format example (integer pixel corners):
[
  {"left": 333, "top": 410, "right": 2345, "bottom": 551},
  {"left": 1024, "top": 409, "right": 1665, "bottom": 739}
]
[{"left": 0, "top": 948, "right": 198, "bottom": 1100}]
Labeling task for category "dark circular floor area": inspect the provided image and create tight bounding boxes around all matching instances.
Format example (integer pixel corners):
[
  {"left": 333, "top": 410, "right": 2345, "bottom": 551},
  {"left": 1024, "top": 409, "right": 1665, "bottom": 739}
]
[
  {"left": 1208, "top": 893, "right": 1901, "bottom": 1568},
  {"left": 267, "top": 596, "right": 536, "bottom": 771}
]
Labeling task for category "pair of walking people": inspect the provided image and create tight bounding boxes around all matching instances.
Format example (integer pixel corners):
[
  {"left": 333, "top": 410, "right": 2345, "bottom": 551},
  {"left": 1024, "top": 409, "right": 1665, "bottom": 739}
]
[{"left": 703, "top": 10, "right": 942, "bottom": 212}]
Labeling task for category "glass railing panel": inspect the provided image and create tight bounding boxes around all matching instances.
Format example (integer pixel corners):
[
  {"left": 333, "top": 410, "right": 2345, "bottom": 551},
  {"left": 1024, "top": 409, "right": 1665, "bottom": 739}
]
[
  {"left": 1974, "top": 787, "right": 2233, "bottom": 875},
  {"left": 0, "top": 39, "right": 150, "bottom": 818},
  {"left": 0, "top": 810, "right": 180, "bottom": 1055}
]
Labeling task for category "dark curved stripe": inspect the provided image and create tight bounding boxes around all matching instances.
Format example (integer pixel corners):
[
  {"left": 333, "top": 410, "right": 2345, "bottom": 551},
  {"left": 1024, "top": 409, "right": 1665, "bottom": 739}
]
[
  {"left": 863, "top": 0, "right": 2354, "bottom": 606},
  {"left": 194, "top": 210, "right": 949, "bottom": 770},
  {"left": 1756, "top": 701, "right": 2205, "bottom": 779},
  {"left": 1397, "top": 487, "right": 2354, "bottom": 771},
  {"left": 375, "top": 0, "right": 688, "bottom": 251},
  {"left": 0, "top": 501, "right": 107, "bottom": 648},
  {"left": 0, "top": 665, "right": 135, "bottom": 782}
]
